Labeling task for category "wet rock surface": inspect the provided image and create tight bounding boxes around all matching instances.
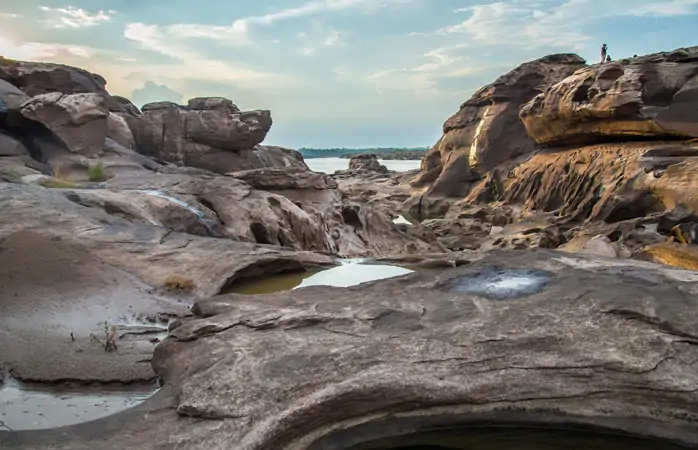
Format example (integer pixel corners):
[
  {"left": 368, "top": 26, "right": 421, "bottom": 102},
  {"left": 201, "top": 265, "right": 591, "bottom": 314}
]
[{"left": 4, "top": 250, "right": 698, "bottom": 448}]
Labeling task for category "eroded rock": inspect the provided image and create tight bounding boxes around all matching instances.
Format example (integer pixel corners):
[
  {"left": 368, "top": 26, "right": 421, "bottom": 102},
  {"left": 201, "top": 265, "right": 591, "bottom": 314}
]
[
  {"left": 20, "top": 92, "right": 109, "bottom": 157},
  {"left": 520, "top": 46, "right": 698, "bottom": 144},
  {"left": 411, "top": 54, "right": 586, "bottom": 198}
]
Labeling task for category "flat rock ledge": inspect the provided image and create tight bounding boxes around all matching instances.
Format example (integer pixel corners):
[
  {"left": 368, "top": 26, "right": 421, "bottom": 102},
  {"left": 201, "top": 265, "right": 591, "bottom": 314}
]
[{"left": 3, "top": 249, "right": 698, "bottom": 449}]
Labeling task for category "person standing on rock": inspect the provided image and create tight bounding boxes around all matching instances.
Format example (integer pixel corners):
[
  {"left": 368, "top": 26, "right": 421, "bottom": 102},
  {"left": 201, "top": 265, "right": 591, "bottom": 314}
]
[{"left": 601, "top": 44, "right": 608, "bottom": 63}]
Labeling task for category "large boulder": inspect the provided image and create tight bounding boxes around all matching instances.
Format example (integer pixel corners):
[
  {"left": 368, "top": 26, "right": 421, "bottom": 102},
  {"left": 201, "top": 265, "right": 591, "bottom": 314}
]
[
  {"left": 0, "top": 131, "right": 29, "bottom": 157},
  {"left": 348, "top": 153, "right": 388, "bottom": 173},
  {"left": 520, "top": 46, "right": 698, "bottom": 145},
  {"left": 7, "top": 249, "right": 698, "bottom": 449},
  {"left": 20, "top": 92, "right": 109, "bottom": 157},
  {"left": 107, "top": 112, "right": 135, "bottom": 149},
  {"left": 0, "top": 59, "right": 124, "bottom": 112},
  {"left": 132, "top": 99, "right": 290, "bottom": 173},
  {"left": 411, "top": 54, "right": 586, "bottom": 198}
]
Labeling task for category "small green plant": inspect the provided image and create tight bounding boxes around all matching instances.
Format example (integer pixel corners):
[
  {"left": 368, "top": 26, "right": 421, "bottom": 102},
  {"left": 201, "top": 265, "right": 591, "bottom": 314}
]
[
  {"left": 39, "top": 178, "right": 78, "bottom": 189},
  {"left": 89, "top": 320, "right": 118, "bottom": 352},
  {"left": 88, "top": 162, "right": 110, "bottom": 182}
]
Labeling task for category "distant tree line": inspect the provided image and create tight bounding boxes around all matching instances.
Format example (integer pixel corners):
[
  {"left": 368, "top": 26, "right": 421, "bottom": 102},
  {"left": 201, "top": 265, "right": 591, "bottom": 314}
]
[{"left": 299, "top": 147, "right": 429, "bottom": 159}]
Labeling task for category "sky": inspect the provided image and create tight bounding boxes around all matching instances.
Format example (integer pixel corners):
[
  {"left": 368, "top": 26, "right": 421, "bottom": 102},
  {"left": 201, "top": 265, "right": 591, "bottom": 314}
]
[{"left": 0, "top": 0, "right": 696, "bottom": 148}]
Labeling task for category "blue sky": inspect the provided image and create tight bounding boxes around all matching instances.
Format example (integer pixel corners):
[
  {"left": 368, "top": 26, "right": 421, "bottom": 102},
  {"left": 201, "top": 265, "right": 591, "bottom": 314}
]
[{"left": 0, "top": 0, "right": 696, "bottom": 148}]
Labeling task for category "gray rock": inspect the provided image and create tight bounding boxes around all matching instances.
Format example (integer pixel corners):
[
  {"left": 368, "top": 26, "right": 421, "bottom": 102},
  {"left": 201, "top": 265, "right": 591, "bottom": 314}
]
[
  {"left": 0, "top": 132, "right": 28, "bottom": 157},
  {"left": 5, "top": 249, "right": 698, "bottom": 449}
]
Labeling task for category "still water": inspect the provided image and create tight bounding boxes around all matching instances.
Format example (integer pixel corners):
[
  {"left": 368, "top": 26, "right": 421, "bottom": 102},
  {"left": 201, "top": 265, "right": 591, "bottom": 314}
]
[
  {"left": 227, "top": 259, "right": 414, "bottom": 294},
  {"left": 305, "top": 157, "right": 421, "bottom": 174},
  {"left": 0, "top": 377, "right": 157, "bottom": 430}
]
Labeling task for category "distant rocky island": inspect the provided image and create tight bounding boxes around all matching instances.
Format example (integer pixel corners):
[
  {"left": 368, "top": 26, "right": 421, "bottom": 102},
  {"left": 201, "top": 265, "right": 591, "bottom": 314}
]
[{"left": 299, "top": 146, "right": 427, "bottom": 160}]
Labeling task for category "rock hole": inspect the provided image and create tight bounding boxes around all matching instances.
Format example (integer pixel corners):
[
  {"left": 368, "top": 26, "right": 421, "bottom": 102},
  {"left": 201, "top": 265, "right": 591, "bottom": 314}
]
[
  {"left": 604, "top": 193, "right": 661, "bottom": 224},
  {"left": 342, "top": 205, "right": 363, "bottom": 230},
  {"left": 572, "top": 77, "right": 594, "bottom": 103},
  {"left": 219, "top": 258, "right": 308, "bottom": 294},
  {"left": 607, "top": 230, "right": 623, "bottom": 242},
  {"left": 268, "top": 197, "right": 282, "bottom": 207},
  {"left": 250, "top": 222, "right": 274, "bottom": 245}
]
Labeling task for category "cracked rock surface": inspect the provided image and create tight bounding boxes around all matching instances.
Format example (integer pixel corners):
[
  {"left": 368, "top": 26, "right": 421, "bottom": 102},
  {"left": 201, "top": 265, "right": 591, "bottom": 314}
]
[{"left": 5, "top": 249, "right": 698, "bottom": 449}]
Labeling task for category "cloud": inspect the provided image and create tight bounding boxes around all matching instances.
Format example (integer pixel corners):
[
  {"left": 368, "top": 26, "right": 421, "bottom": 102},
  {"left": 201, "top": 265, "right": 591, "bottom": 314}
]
[
  {"left": 0, "top": 36, "right": 95, "bottom": 60},
  {"left": 38, "top": 5, "right": 116, "bottom": 29},
  {"left": 123, "top": 23, "right": 294, "bottom": 88},
  {"left": 302, "top": 47, "right": 316, "bottom": 55},
  {"left": 323, "top": 30, "right": 341, "bottom": 46},
  {"left": 631, "top": 0, "right": 698, "bottom": 16}
]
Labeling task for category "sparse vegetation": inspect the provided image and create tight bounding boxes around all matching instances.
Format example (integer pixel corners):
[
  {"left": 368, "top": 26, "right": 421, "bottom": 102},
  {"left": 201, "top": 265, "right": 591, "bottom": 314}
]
[
  {"left": 88, "top": 162, "right": 110, "bottom": 182},
  {"left": 164, "top": 275, "right": 196, "bottom": 292},
  {"left": 39, "top": 178, "right": 78, "bottom": 189},
  {"left": 89, "top": 320, "right": 118, "bottom": 352}
]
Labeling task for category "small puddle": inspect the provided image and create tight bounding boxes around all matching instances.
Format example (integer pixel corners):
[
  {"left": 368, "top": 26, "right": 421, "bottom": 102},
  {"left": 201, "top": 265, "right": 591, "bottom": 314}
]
[
  {"left": 445, "top": 266, "right": 553, "bottom": 300},
  {"left": 393, "top": 215, "right": 411, "bottom": 225},
  {"left": 226, "top": 259, "right": 414, "bottom": 294},
  {"left": 0, "top": 377, "right": 158, "bottom": 431}
]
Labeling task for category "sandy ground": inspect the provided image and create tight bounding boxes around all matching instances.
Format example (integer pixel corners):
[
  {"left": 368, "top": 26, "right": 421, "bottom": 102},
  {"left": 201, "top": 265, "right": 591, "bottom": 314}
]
[{"left": 0, "top": 231, "right": 190, "bottom": 383}]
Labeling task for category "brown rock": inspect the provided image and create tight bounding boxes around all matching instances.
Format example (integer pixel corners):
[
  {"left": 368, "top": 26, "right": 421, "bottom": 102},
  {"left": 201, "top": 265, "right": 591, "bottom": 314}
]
[
  {"left": 132, "top": 100, "right": 288, "bottom": 173},
  {"left": 347, "top": 154, "right": 388, "bottom": 173},
  {"left": 0, "top": 59, "right": 124, "bottom": 112},
  {"left": 412, "top": 54, "right": 586, "bottom": 198},
  {"left": 20, "top": 92, "right": 109, "bottom": 157},
  {"left": 520, "top": 46, "right": 698, "bottom": 145},
  {"left": 107, "top": 113, "right": 135, "bottom": 149}
]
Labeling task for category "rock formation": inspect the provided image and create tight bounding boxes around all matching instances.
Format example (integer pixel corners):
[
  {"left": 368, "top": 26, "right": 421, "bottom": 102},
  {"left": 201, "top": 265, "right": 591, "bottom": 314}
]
[
  {"left": 412, "top": 54, "right": 586, "bottom": 197},
  {"left": 520, "top": 47, "right": 698, "bottom": 145},
  {"left": 347, "top": 153, "right": 388, "bottom": 173},
  {"left": 5, "top": 250, "right": 698, "bottom": 449}
]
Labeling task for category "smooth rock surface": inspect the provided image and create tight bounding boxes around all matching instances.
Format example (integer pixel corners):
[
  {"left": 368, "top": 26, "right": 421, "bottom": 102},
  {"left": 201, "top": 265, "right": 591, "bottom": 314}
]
[
  {"left": 4, "top": 250, "right": 698, "bottom": 449},
  {"left": 347, "top": 154, "right": 388, "bottom": 173}
]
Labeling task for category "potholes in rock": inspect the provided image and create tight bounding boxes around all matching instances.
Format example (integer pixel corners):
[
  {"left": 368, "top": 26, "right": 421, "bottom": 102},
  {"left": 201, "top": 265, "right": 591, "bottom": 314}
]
[
  {"left": 223, "top": 259, "right": 414, "bottom": 295},
  {"left": 442, "top": 266, "right": 553, "bottom": 300},
  {"left": 250, "top": 222, "right": 275, "bottom": 245},
  {"left": 0, "top": 376, "right": 158, "bottom": 431},
  {"left": 334, "top": 424, "right": 687, "bottom": 450}
]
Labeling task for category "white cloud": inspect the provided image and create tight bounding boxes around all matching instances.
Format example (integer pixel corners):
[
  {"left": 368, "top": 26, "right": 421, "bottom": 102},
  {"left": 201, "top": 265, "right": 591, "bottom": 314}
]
[
  {"left": 0, "top": 13, "right": 23, "bottom": 19},
  {"left": 324, "top": 30, "right": 341, "bottom": 46},
  {"left": 38, "top": 5, "right": 116, "bottom": 29},
  {"left": 123, "top": 23, "right": 293, "bottom": 88},
  {"left": 302, "top": 47, "right": 316, "bottom": 55},
  {"left": 631, "top": 0, "right": 698, "bottom": 16},
  {"left": 0, "top": 36, "right": 95, "bottom": 60}
]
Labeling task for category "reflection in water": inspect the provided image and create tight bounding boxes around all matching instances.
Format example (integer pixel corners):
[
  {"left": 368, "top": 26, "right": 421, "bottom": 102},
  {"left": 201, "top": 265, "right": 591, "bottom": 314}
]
[
  {"left": 226, "top": 260, "right": 414, "bottom": 295},
  {"left": 348, "top": 426, "right": 688, "bottom": 450},
  {"left": 0, "top": 377, "right": 157, "bottom": 430}
]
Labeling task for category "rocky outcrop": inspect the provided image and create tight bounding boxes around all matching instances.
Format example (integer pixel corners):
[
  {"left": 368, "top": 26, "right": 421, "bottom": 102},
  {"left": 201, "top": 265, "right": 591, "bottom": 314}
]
[
  {"left": 521, "top": 47, "right": 698, "bottom": 145},
  {"left": 6, "top": 250, "right": 698, "bottom": 449},
  {"left": 411, "top": 54, "right": 586, "bottom": 197},
  {"left": 19, "top": 92, "right": 109, "bottom": 157},
  {"left": 130, "top": 99, "right": 300, "bottom": 174},
  {"left": 347, "top": 153, "right": 388, "bottom": 173},
  {"left": 0, "top": 59, "right": 124, "bottom": 112},
  {"left": 0, "top": 132, "right": 28, "bottom": 157}
]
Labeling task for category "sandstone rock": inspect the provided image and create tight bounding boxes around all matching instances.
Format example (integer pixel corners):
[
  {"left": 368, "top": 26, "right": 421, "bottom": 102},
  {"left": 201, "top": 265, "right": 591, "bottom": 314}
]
[
  {"left": 229, "top": 167, "right": 337, "bottom": 191},
  {"left": 20, "top": 92, "right": 109, "bottom": 157},
  {"left": 0, "top": 78, "right": 28, "bottom": 110},
  {"left": 0, "top": 230, "right": 184, "bottom": 383},
  {"left": 347, "top": 154, "right": 388, "bottom": 173},
  {"left": 412, "top": 54, "right": 586, "bottom": 198},
  {"left": 520, "top": 46, "right": 698, "bottom": 145},
  {"left": 112, "top": 95, "right": 142, "bottom": 116},
  {"left": 8, "top": 250, "right": 698, "bottom": 449},
  {"left": 188, "top": 97, "right": 239, "bottom": 112},
  {"left": 132, "top": 100, "right": 289, "bottom": 173},
  {"left": 0, "top": 131, "right": 28, "bottom": 157},
  {"left": 107, "top": 113, "right": 135, "bottom": 149},
  {"left": 0, "top": 182, "right": 335, "bottom": 298},
  {"left": 0, "top": 59, "right": 124, "bottom": 112}
]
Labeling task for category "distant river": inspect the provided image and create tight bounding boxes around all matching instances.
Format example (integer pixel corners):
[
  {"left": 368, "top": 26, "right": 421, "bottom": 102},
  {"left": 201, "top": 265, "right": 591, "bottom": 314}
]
[{"left": 305, "top": 157, "right": 421, "bottom": 174}]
